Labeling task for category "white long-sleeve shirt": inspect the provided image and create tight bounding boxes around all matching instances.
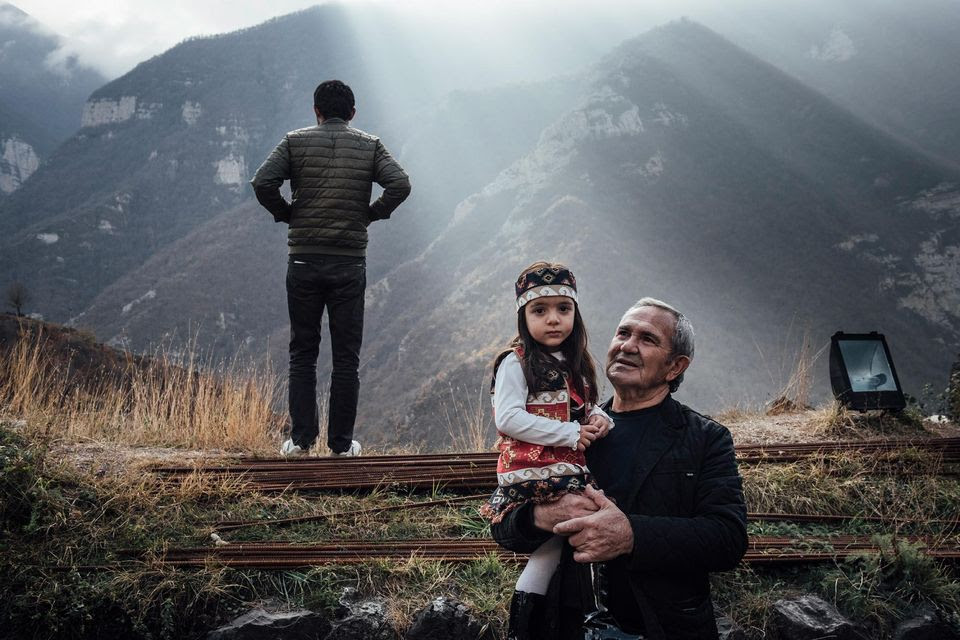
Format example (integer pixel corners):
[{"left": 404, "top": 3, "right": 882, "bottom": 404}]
[{"left": 492, "top": 351, "right": 613, "bottom": 450}]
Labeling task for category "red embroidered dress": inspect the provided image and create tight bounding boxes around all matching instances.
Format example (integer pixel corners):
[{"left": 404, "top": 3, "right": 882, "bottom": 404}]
[{"left": 480, "top": 347, "right": 595, "bottom": 523}]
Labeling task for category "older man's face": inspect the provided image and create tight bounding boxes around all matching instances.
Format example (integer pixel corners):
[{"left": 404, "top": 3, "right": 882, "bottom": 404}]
[{"left": 606, "top": 306, "right": 683, "bottom": 393}]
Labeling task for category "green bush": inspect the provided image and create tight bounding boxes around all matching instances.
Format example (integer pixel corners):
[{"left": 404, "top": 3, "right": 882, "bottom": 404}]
[
  {"left": 821, "top": 536, "right": 960, "bottom": 635},
  {"left": 0, "top": 424, "right": 42, "bottom": 534},
  {"left": 948, "top": 356, "right": 960, "bottom": 421}
]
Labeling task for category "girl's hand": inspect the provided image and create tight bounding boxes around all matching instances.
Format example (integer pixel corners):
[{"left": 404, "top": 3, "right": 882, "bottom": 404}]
[
  {"left": 577, "top": 423, "right": 601, "bottom": 451},
  {"left": 582, "top": 413, "right": 612, "bottom": 439}
]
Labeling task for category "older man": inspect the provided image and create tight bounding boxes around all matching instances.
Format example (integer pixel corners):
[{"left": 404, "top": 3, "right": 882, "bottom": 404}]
[{"left": 492, "top": 298, "right": 747, "bottom": 640}]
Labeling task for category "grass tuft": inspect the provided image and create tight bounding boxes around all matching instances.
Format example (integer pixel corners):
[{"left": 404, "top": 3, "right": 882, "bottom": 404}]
[{"left": 813, "top": 402, "right": 930, "bottom": 440}]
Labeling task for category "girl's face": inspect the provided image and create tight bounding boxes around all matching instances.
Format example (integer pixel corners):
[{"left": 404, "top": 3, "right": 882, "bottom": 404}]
[{"left": 523, "top": 296, "right": 575, "bottom": 349}]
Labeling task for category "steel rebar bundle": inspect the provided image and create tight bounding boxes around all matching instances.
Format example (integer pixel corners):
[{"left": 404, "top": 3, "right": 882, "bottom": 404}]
[
  {"left": 207, "top": 491, "right": 960, "bottom": 534},
  {"left": 150, "top": 437, "right": 960, "bottom": 492},
  {"left": 146, "top": 535, "right": 960, "bottom": 569}
]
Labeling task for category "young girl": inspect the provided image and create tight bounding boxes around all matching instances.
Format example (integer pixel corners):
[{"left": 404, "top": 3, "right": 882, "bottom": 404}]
[{"left": 480, "top": 261, "right": 612, "bottom": 639}]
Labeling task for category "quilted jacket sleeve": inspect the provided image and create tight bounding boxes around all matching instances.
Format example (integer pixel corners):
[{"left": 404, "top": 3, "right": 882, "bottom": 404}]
[
  {"left": 490, "top": 502, "right": 554, "bottom": 554},
  {"left": 368, "top": 140, "right": 411, "bottom": 221},
  {"left": 250, "top": 136, "right": 293, "bottom": 224},
  {"left": 626, "top": 426, "right": 747, "bottom": 573}
]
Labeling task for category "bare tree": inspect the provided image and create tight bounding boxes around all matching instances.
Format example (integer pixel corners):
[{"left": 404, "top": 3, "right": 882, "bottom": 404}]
[{"left": 6, "top": 282, "right": 30, "bottom": 317}]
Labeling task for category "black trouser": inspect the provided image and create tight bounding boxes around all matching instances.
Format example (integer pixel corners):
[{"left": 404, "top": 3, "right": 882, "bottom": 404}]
[{"left": 286, "top": 254, "right": 365, "bottom": 453}]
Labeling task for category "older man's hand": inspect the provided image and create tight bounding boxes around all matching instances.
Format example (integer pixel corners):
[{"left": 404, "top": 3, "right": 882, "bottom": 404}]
[
  {"left": 533, "top": 491, "right": 599, "bottom": 532},
  {"left": 553, "top": 485, "right": 634, "bottom": 563}
]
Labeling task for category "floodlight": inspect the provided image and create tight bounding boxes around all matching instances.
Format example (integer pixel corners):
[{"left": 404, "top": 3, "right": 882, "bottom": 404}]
[{"left": 829, "top": 332, "right": 905, "bottom": 411}]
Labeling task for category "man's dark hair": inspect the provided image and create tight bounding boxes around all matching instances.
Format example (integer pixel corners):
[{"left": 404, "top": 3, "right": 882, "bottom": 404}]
[{"left": 313, "top": 80, "right": 355, "bottom": 120}]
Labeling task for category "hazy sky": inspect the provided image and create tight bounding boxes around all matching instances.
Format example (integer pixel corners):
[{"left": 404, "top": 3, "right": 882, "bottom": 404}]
[{"left": 11, "top": 0, "right": 702, "bottom": 79}]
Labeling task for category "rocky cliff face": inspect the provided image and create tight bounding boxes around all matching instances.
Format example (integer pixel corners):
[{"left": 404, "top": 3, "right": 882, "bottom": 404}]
[
  {"left": 350, "top": 19, "right": 960, "bottom": 445},
  {"left": 0, "top": 6, "right": 364, "bottom": 320},
  {"left": 1, "top": 0, "right": 585, "bottom": 333},
  {"left": 0, "top": 3, "right": 105, "bottom": 195},
  {"left": 0, "top": 136, "right": 39, "bottom": 194}
]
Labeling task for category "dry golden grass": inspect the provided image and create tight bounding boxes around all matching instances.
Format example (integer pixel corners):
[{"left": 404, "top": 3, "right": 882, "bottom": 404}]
[
  {"left": 0, "top": 326, "right": 283, "bottom": 453},
  {"left": 713, "top": 404, "right": 762, "bottom": 424},
  {"left": 715, "top": 329, "right": 826, "bottom": 424},
  {"left": 811, "top": 402, "right": 930, "bottom": 440},
  {"left": 741, "top": 448, "right": 960, "bottom": 524},
  {"left": 765, "top": 330, "right": 827, "bottom": 415},
  {"left": 442, "top": 382, "right": 495, "bottom": 453}
]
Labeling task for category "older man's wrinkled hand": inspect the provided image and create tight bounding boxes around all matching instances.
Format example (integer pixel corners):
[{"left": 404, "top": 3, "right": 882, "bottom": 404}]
[
  {"left": 553, "top": 485, "right": 634, "bottom": 562},
  {"left": 532, "top": 491, "right": 599, "bottom": 532}
]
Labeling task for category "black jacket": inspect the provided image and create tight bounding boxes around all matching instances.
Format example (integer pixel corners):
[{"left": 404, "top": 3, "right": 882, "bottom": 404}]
[
  {"left": 491, "top": 396, "right": 748, "bottom": 640},
  {"left": 250, "top": 118, "right": 411, "bottom": 257}
]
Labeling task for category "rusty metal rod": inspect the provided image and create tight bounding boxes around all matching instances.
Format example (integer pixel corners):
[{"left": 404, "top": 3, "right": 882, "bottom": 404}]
[
  {"left": 212, "top": 494, "right": 489, "bottom": 531},
  {"left": 144, "top": 535, "right": 960, "bottom": 568},
  {"left": 151, "top": 438, "right": 960, "bottom": 472},
  {"left": 149, "top": 438, "right": 960, "bottom": 492},
  {"left": 747, "top": 512, "right": 960, "bottom": 527},
  {"left": 211, "top": 492, "right": 960, "bottom": 534}
]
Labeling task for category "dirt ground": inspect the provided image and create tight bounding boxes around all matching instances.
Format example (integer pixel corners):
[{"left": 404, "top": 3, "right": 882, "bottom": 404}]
[
  {"left": 719, "top": 407, "right": 960, "bottom": 445},
  {"left": 51, "top": 440, "right": 241, "bottom": 477}
]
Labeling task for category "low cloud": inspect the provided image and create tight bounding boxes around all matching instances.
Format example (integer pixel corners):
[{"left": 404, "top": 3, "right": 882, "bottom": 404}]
[{"left": 10, "top": 0, "right": 323, "bottom": 78}]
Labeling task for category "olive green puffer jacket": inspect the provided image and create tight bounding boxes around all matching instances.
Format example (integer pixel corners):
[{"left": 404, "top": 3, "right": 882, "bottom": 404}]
[{"left": 251, "top": 118, "right": 411, "bottom": 256}]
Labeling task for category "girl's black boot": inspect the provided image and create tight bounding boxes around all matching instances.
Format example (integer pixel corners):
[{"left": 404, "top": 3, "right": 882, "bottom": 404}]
[{"left": 508, "top": 590, "right": 546, "bottom": 640}]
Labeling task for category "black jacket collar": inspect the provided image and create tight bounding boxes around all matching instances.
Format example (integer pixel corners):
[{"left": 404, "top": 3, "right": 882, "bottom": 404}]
[
  {"left": 600, "top": 394, "right": 685, "bottom": 430},
  {"left": 601, "top": 394, "right": 686, "bottom": 506}
]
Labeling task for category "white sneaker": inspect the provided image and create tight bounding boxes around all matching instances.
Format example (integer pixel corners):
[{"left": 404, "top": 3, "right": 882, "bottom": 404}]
[
  {"left": 280, "top": 439, "right": 308, "bottom": 457},
  {"left": 331, "top": 440, "right": 361, "bottom": 457}
]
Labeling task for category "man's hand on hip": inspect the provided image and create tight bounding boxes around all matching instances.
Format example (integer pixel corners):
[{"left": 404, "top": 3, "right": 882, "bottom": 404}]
[
  {"left": 553, "top": 485, "right": 634, "bottom": 563},
  {"left": 533, "top": 492, "right": 599, "bottom": 532}
]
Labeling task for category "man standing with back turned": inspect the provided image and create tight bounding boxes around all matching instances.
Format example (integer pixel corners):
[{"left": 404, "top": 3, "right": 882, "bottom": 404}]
[{"left": 251, "top": 80, "right": 411, "bottom": 457}]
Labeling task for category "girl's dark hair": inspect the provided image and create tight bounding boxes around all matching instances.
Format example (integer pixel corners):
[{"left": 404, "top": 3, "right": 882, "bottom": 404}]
[{"left": 511, "top": 303, "right": 599, "bottom": 404}]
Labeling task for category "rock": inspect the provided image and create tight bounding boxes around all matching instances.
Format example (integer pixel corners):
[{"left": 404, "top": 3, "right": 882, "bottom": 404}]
[
  {"left": 893, "top": 610, "right": 959, "bottom": 640},
  {"left": 405, "top": 597, "right": 493, "bottom": 640},
  {"left": 334, "top": 587, "right": 362, "bottom": 617},
  {"left": 326, "top": 588, "right": 398, "bottom": 640},
  {"left": 207, "top": 608, "right": 330, "bottom": 640},
  {"left": 716, "top": 615, "right": 747, "bottom": 640},
  {"left": 768, "top": 595, "right": 857, "bottom": 640}
]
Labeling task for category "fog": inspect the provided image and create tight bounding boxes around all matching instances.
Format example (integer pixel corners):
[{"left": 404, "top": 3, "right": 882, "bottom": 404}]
[{"left": 11, "top": 0, "right": 940, "bottom": 81}]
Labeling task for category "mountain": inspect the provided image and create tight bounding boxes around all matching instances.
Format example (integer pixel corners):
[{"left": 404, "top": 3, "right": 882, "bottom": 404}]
[
  {"left": 3, "top": 7, "right": 959, "bottom": 448},
  {"left": 73, "top": 76, "right": 584, "bottom": 356},
  {"left": 351, "top": 19, "right": 960, "bottom": 445},
  {"left": 98, "top": 18, "right": 960, "bottom": 447},
  {"left": 0, "top": 3, "right": 105, "bottom": 195},
  {"left": 701, "top": 0, "right": 960, "bottom": 170},
  {"left": 0, "top": 3, "right": 592, "bottom": 326},
  {"left": 0, "top": 5, "right": 357, "bottom": 319}
]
